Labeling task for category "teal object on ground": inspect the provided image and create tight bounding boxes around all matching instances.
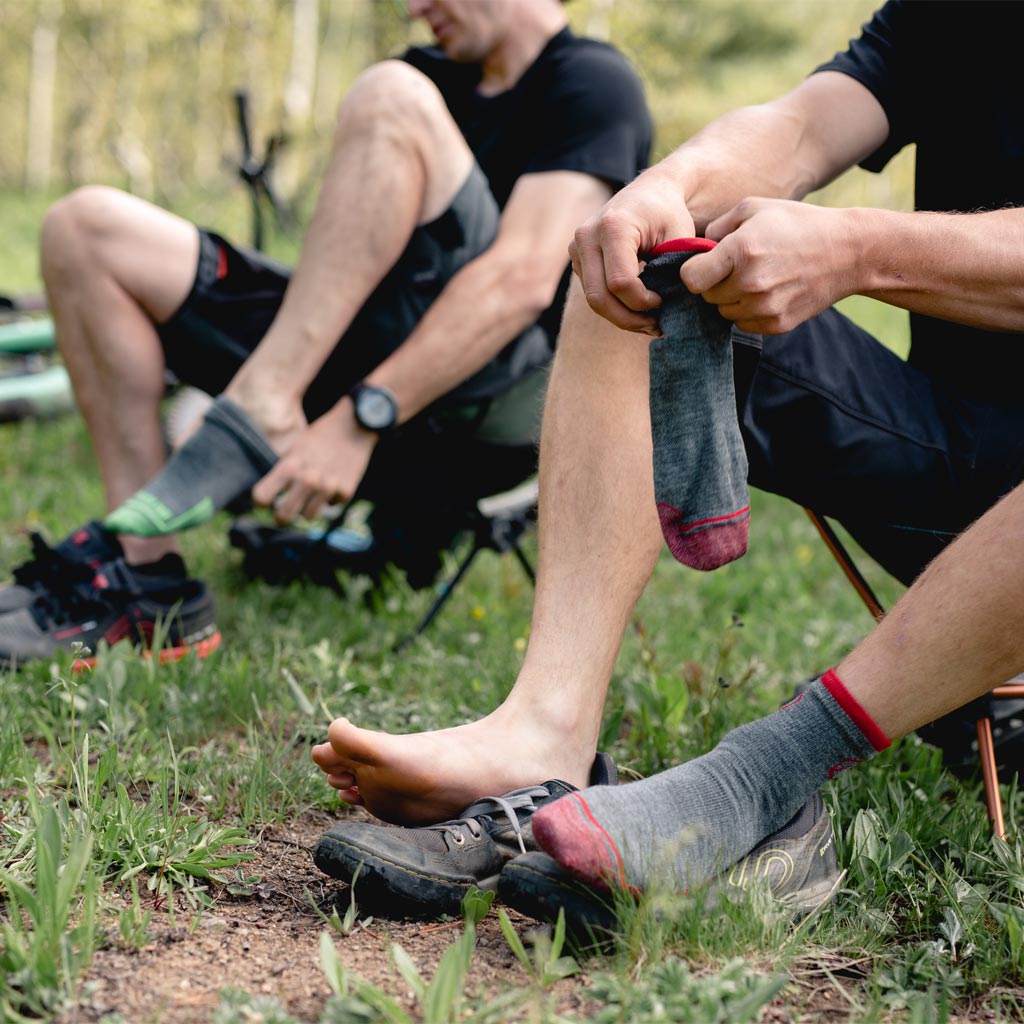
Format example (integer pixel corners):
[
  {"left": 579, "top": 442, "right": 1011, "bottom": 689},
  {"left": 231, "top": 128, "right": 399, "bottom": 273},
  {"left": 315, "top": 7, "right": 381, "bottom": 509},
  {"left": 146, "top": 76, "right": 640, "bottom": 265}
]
[
  {"left": 0, "top": 317, "right": 56, "bottom": 355},
  {"left": 0, "top": 365, "right": 75, "bottom": 421}
]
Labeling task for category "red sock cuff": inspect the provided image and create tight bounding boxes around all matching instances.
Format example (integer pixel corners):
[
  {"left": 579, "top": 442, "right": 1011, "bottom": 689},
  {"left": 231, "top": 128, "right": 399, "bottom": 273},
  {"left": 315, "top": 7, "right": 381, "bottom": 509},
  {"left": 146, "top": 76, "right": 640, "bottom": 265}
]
[{"left": 821, "top": 668, "right": 891, "bottom": 752}]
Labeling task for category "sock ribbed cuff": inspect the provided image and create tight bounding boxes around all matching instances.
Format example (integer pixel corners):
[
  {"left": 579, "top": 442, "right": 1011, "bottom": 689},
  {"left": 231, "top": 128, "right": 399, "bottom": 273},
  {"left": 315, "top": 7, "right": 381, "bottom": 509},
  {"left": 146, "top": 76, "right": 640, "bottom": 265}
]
[{"left": 821, "top": 667, "right": 891, "bottom": 753}]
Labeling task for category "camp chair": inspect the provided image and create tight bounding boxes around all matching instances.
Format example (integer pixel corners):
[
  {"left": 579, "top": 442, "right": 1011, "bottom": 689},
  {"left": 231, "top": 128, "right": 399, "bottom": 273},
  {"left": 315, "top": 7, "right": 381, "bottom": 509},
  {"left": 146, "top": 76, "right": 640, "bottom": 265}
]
[
  {"left": 395, "top": 478, "right": 538, "bottom": 650},
  {"left": 230, "top": 478, "right": 539, "bottom": 649},
  {"left": 805, "top": 509, "right": 1024, "bottom": 839}
]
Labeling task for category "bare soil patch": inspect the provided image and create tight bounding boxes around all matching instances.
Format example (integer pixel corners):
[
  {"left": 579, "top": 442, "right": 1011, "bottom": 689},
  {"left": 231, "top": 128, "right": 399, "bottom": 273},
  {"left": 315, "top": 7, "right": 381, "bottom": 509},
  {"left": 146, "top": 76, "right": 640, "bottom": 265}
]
[{"left": 58, "top": 810, "right": 595, "bottom": 1023}]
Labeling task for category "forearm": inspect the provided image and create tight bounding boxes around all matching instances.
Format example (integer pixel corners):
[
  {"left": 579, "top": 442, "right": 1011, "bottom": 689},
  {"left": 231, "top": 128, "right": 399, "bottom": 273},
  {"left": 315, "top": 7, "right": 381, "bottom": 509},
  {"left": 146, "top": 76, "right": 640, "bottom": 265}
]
[
  {"left": 848, "top": 207, "right": 1024, "bottom": 331},
  {"left": 362, "top": 252, "right": 554, "bottom": 422},
  {"left": 651, "top": 104, "right": 822, "bottom": 234}
]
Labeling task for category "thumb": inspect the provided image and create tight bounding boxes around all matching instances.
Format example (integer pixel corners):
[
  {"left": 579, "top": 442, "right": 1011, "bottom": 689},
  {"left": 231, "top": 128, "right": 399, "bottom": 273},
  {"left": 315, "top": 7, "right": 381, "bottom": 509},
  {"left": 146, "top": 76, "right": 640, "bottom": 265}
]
[{"left": 680, "top": 245, "right": 735, "bottom": 295}]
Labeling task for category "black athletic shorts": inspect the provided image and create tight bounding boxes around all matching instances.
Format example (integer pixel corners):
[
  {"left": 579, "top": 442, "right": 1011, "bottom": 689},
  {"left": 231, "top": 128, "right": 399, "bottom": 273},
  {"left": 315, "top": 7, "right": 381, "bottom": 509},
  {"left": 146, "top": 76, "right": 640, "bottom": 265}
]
[
  {"left": 734, "top": 307, "right": 1024, "bottom": 584},
  {"left": 155, "top": 165, "right": 544, "bottom": 515}
]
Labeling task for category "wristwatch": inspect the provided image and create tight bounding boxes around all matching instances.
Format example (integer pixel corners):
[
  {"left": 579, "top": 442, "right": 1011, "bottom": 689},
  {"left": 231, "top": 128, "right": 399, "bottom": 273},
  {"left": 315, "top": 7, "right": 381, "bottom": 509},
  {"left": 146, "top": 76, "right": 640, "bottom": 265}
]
[{"left": 349, "top": 382, "right": 399, "bottom": 433}]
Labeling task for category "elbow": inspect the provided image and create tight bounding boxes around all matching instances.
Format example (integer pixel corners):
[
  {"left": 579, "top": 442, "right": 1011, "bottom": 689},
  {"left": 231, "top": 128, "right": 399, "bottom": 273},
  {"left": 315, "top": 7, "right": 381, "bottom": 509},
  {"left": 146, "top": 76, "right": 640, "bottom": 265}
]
[{"left": 503, "top": 265, "right": 563, "bottom": 322}]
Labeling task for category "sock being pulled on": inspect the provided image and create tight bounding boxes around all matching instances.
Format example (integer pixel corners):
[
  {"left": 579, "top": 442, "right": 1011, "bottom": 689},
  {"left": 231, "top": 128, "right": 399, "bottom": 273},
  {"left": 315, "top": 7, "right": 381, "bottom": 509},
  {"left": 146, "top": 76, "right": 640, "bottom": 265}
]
[
  {"left": 105, "top": 396, "right": 278, "bottom": 537},
  {"left": 640, "top": 238, "right": 748, "bottom": 571},
  {"left": 532, "top": 669, "right": 890, "bottom": 893}
]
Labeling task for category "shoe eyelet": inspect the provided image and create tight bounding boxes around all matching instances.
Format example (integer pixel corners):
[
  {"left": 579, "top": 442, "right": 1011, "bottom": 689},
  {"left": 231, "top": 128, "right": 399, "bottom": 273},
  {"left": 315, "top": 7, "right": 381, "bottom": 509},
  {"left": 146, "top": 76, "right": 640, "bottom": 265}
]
[{"left": 452, "top": 834, "right": 465, "bottom": 845}]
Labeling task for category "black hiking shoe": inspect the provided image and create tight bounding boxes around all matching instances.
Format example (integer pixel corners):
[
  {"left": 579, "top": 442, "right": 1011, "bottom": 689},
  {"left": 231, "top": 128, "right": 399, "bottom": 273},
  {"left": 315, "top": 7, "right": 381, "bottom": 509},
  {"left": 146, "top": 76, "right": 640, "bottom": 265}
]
[
  {"left": 0, "top": 554, "right": 220, "bottom": 669},
  {"left": 313, "top": 754, "right": 618, "bottom": 918},
  {"left": 0, "top": 521, "right": 122, "bottom": 615},
  {"left": 498, "top": 792, "right": 842, "bottom": 949}
]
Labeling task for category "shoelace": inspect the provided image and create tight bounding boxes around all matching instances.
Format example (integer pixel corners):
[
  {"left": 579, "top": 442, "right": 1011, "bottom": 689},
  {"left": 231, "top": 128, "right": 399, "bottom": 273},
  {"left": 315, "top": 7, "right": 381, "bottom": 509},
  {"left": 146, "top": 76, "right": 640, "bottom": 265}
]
[
  {"left": 445, "top": 785, "right": 554, "bottom": 855},
  {"left": 12, "top": 533, "right": 94, "bottom": 591}
]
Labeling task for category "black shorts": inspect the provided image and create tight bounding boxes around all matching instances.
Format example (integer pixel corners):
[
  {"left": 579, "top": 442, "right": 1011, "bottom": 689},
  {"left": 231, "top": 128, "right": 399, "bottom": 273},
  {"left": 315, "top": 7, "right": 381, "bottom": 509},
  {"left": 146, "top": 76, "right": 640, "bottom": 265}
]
[
  {"left": 155, "top": 165, "right": 546, "bottom": 512},
  {"left": 734, "top": 308, "right": 1024, "bottom": 583}
]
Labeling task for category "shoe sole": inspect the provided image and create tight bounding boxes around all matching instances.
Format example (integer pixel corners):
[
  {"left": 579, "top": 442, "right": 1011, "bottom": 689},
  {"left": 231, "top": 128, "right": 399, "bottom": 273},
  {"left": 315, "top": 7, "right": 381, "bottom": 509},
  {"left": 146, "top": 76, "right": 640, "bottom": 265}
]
[
  {"left": 498, "top": 853, "right": 619, "bottom": 950},
  {"left": 314, "top": 831, "right": 500, "bottom": 918},
  {"left": 71, "top": 630, "right": 222, "bottom": 672}
]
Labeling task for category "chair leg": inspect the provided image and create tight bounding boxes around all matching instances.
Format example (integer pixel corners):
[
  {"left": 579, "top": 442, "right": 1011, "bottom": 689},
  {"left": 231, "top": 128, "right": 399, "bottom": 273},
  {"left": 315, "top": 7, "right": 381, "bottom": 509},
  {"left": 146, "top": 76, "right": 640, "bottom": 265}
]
[
  {"left": 976, "top": 716, "right": 1006, "bottom": 840},
  {"left": 395, "top": 540, "right": 483, "bottom": 653},
  {"left": 805, "top": 509, "right": 1012, "bottom": 837}
]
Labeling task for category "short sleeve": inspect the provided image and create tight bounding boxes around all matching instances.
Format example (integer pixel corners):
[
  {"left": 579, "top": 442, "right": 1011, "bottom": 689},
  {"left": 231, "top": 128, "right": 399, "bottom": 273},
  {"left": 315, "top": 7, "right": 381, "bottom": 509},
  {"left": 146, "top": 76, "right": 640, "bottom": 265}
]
[
  {"left": 525, "top": 42, "right": 652, "bottom": 190},
  {"left": 813, "top": 0, "right": 918, "bottom": 172}
]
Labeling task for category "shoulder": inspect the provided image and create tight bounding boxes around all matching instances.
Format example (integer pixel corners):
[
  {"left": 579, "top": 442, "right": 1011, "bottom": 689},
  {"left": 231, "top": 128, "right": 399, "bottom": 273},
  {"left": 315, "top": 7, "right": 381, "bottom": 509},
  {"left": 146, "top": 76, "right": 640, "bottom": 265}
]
[
  {"left": 535, "top": 31, "right": 648, "bottom": 114},
  {"left": 541, "top": 32, "right": 645, "bottom": 91}
]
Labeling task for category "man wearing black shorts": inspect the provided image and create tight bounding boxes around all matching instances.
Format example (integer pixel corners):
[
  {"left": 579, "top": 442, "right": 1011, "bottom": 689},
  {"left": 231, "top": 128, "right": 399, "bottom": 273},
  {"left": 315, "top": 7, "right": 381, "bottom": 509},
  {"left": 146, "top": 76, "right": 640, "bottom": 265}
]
[
  {"left": 311, "top": 0, "right": 1024, "bottom": 848},
  {"left": 0, "top": 0, "right": 651, "bottom": 668}
]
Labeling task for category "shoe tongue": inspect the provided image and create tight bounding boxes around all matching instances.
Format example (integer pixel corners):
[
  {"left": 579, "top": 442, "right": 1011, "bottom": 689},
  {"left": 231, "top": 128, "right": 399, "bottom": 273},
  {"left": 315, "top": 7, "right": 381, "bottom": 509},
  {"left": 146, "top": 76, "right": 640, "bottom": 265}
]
[{"left": 54, "top": 521, "right": 122, "bottom": 566}]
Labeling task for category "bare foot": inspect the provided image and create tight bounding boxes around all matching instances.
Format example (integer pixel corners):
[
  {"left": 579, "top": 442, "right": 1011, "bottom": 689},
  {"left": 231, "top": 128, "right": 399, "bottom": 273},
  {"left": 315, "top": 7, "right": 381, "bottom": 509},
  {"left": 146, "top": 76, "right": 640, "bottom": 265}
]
[{"left": 311, "top": 708, "right": 597, "bottom": 825}]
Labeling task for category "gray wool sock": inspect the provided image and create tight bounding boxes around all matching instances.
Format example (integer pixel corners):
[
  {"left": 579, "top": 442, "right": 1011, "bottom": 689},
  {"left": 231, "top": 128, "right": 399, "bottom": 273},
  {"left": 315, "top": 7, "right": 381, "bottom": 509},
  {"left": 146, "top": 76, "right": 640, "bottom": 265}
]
[
  {"left": 640, "top": 242, "right": 749, "bottom": 571},
  {"left": 533, "top": 669, "right": 890, "bottom": 892},
  {"left": 104, "top": 396, "right": 278, "bottom": 537}
]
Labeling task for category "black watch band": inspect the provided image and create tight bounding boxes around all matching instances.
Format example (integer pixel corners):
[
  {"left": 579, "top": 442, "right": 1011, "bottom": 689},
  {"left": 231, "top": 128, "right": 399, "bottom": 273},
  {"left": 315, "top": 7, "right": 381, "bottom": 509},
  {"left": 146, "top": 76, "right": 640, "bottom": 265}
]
[{"left": 349, "top": 382, "right": 399, "bottom": 433}]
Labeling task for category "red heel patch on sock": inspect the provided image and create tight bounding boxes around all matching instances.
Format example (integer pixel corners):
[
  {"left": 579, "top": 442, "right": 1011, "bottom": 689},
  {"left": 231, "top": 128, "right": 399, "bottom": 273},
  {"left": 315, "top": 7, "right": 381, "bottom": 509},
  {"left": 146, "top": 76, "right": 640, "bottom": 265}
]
[
  {"left": 657, "top": 502, "right": 749, "bottom": 571},
  {"left": 533, "top": 793, "right": 632, "bottom": 892},
  {"left": 821, "top": 668, "right": 891, "bottom": 752}
]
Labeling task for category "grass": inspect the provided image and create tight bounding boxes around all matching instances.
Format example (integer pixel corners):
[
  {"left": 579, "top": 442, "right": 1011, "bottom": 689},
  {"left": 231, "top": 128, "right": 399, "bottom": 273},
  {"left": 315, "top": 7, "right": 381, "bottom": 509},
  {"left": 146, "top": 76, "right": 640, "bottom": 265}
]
[{"left": 2, "top": 191, "right": 1024, "bottom": 1021}]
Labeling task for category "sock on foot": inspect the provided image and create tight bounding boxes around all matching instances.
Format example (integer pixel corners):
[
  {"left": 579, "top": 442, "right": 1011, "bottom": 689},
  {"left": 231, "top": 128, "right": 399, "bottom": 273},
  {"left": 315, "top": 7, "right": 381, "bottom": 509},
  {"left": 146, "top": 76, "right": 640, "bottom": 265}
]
[
  {"left": 104, "top": 397, "right": 278, "bottom": 537},
  {"left": 532, "top": 669, "right": 890, "bottom": 892},
  {"left": 640, "top": 238, "right": 749, "bottom": 571}
]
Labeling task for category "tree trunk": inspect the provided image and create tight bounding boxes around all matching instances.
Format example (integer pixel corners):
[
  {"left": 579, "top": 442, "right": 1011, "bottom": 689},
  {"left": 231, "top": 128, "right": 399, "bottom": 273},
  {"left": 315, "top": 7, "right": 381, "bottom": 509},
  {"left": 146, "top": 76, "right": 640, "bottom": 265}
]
[{"left": 25, "top": 0, "right": 61, "bottom": 189}]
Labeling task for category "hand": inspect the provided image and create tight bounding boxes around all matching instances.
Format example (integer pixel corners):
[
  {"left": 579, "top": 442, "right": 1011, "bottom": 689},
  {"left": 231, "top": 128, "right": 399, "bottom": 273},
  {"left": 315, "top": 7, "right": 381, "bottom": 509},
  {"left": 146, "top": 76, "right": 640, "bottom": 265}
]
[
  {"left": 681, "top": 197, "right": 859, "bottom": 334},
  {"left": 569, "top": 169, "right": 696, "bottom": 334},
  {"left": 251, "top": 398, "right": 377, "bottom": 523}
]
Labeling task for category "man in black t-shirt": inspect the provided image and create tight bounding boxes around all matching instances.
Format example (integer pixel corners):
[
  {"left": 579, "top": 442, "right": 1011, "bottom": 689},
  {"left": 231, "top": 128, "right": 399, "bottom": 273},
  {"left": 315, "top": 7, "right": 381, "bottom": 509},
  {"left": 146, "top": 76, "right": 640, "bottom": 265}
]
[
  {"left": 313, "top": 2, "right": 1024, "bottom": 888},
  {"left": 0, "top": 0, "right": 651, "bottom": 667}
]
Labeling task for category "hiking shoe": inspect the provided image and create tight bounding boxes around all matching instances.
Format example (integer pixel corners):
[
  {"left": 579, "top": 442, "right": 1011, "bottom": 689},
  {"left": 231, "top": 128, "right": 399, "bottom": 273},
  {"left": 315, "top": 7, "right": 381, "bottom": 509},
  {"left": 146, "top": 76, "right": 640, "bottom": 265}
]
[
  {"left": 498, "top": 792, "right": 842, "bottom": 946},
  {"left": 313, "top": 754, "right": 618, "bottom": 918},
  {"left": 0, "top": 520, "right": 122, "bottom": 615},
  {"left": 0, "top": 554, "right": 220, "bottom": 669}
]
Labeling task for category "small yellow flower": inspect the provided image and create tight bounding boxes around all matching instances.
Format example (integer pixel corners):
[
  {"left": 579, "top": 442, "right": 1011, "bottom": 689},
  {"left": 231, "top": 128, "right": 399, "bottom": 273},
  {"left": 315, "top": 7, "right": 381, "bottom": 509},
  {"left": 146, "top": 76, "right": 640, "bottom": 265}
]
[
  {"left": 472, "top": 606, "right": 486, "bottom": 620},
  {"left": 513, "top": 636, "right": 526, "bottom": 652},
  {"left": 796, "top": 543, "right": 813, "bottom": 565}
]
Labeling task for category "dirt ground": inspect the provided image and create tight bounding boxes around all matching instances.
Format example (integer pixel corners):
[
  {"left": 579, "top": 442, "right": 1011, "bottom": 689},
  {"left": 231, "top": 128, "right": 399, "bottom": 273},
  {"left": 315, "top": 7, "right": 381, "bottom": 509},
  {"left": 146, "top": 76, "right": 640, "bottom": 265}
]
[
  {"left": 54, "top": 811, "right": 999, "bottom": 1024},
  {"left": 57, "top": 810, "right": 594, "bottom": 1023}
]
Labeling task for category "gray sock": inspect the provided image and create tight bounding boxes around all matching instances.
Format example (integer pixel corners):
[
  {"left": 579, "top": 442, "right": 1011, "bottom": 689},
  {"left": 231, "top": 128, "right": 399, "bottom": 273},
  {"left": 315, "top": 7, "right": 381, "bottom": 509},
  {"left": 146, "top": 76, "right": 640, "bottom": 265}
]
[
  {"left": 104, "top": 397, "right": 278, "bottom": 537},
  {"left": 640, "top": 244, "right": 749, "bottom": 571},
  {"left": 533, "top": 669, "right": 889, "bottom": 891}
]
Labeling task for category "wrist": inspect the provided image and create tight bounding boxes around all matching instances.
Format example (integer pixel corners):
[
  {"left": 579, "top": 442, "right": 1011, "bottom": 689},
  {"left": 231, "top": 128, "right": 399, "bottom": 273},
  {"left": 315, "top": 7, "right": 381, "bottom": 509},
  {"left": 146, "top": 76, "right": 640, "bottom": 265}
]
[
  {"left": 838, "top": 206, "right": 891, "bottom": 297},
  {"left": 348, "top": 381, "right": 399, "bottom": 434}
]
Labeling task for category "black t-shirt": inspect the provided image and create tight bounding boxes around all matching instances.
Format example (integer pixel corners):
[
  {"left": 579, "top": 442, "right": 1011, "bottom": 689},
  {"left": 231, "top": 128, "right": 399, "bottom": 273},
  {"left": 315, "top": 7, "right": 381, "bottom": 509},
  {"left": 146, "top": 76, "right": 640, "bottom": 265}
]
[
  {"left": 403, "top": 28, "right": 652, "bottom": 346},
  {"left": 816, "top": 1, "right": 1024, "bottom": 401}
]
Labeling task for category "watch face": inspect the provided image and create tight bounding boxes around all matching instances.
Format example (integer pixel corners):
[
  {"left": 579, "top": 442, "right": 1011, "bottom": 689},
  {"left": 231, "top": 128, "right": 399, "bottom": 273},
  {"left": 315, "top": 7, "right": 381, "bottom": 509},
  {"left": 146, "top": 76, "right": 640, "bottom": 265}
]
[{"left": 355, "top": 386, "right": 397, "bottom": 430}]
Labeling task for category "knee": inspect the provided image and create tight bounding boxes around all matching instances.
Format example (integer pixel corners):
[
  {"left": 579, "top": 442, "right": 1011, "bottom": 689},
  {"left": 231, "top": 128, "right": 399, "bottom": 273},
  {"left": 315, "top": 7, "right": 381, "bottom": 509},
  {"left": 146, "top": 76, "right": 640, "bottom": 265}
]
[
  {"left": 40, "top": 185, "right": 128, "bottom": 286},
  {"left": 336, "top": 60, "right": 450, "bottom": 142}
]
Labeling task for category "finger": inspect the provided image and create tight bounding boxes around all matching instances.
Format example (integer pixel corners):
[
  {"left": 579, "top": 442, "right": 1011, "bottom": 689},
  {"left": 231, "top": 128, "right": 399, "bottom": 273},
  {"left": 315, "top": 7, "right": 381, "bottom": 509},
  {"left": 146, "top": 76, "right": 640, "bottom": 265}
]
[
  {"left": 705, "top": 200, "right": 758, "bottom": 243},
  {"left": 274, "top": 478, "right": 313, "bottom": 524},
  {"left": 576, "top": 252, "right": 661, "bottom": 334},
  {"left": 252, "top": 464, "right": 288, "bottom": 508},
  {"left": 599, "top": 220, "right": 663, "bottom": 313},
  {"left": 680, "top": 247, "right": 735, "bottom": 295},
  {"left": 302, "top": 489, "right": 331, "bottom": 523}
]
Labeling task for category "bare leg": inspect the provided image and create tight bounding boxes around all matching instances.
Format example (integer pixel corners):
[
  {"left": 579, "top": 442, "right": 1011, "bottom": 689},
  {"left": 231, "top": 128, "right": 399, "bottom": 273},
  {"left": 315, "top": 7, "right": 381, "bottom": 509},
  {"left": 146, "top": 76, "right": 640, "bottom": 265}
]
[
  {"left": 225, "top": 60, "right": 475, "bottom": 451},
  {"left": 40, "top": 186, "right": 197, "bottom": 564},
  {"left": 312, "top": 281, "right": 665, "bottom": 823},
  {"left": 840, "top": 481, "right": 1024, "bottom": 737}
]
